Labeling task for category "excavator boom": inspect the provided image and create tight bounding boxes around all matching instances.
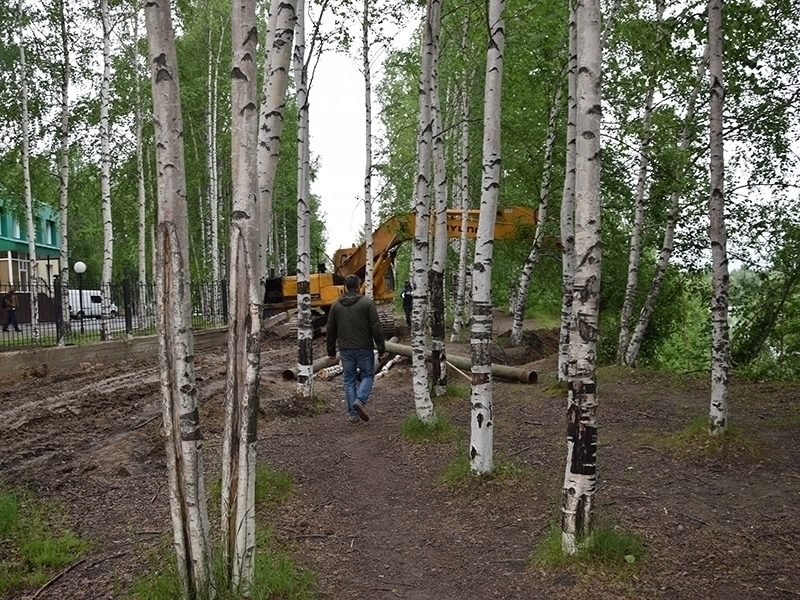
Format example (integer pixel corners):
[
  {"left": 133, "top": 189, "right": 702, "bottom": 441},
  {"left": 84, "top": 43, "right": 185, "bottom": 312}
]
[{"left": 263, "top": 205, "right": 536, "bottom": 318}]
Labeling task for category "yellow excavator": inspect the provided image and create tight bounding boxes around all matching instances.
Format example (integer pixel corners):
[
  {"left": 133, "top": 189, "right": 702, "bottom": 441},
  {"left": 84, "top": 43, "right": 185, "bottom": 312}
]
[{"left": 262, "top": 205, "right": 536, "bottom": 330}]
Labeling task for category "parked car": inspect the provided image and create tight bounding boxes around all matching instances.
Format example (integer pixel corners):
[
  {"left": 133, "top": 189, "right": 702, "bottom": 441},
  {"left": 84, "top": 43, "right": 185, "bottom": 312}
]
[{"left": 68, "top": 289, "right": 119, "bottom": 319}]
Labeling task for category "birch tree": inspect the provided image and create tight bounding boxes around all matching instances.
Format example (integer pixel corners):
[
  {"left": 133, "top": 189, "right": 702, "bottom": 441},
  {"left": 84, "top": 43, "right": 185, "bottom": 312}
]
[
  {"left": 509, "top": 87, "right": 561, "bottom": 346},
  {"left": 410, "top": 0, "right": 439, "bottom": 424},
  {"left": 133, "top": 11, "right": 150, "bottom": 334},
  {"left": 558, "top": 2, "right": 577, "bottom": 381},
  {"left": 561, "top": 0, "right": 601, "bottom": 555},
  {"left": 99, "top": 0, "right": 114, "bottom": 341},
  {"left": 57, "top": 0, "right": 71, "bottom": 344},
  {"left": 206, "top": 14, "right": 226, "bottom": 287},
  {"left": 18, "top": 0, "right": 38, "bottom": 341},
  {"left": 429, "top": 13, "right": 447, "bottom": 397},
  {"left": 623, "top": 45, "right": 709, "bottom": 367},
  {"left": 469, "top": 0, "right": 505, "bottom": 474},
  {"left": 616, "top": 0, "right": 664, "bottom": 363},
  {"left": 144, "top": 0, "right": 213, "bottom": 595},
  {"left": 362, "top": 0, "right": 375, "bottom": 298},
  {"left": 450, "top": 17, "right": 471, "bottom": 343},
  {"left": 294, "top": 0, "right": 314, "bottom": 401},
  {"left": 258, "top": 0, "right": 296, "bottom": 283},
  {"left": 708, "top": 0, "right": 729, "bottom": 435},
  {"left": 222, "top": 0, "right": 262, "bottom": 587}
]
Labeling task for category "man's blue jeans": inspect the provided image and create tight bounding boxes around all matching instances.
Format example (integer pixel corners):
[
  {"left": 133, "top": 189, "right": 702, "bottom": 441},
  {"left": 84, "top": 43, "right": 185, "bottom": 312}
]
[{"left": 339, "top": 348, "right": 376, "bottom": 418}]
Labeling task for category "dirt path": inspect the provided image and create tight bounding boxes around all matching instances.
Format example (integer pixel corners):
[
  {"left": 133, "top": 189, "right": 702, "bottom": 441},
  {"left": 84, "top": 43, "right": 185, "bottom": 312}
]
[{"left": 1, "top": 319, "right": 799, "bottom": 599}]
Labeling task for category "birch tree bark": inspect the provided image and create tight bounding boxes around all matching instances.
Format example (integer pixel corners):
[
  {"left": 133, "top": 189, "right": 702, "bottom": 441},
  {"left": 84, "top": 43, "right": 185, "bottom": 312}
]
[
  {"left": 510, "top": 87, "right": 561, "bottom": 346},
  {"left": 558, "top": 3, "right": 577, "bottom": 381},
  {"left": 362, "top": 0, "right": 375, "bottom": 298},
  {"left": 429, "top": 20, "right": 448, "bottom": 397},
  {"left": 708, "top": 0, "right": 729, "bottom": 435},
  {"left": 100, "top": 0, "right": 113, "bottom": 341},
  {"left": 222, "top": 0, "right": 262, "bottom": 588},
  {"left": 57, "top": 0, "right": 70, "bottom": 344},
  {"left": 561, "top": 0, "right": 601, "bottom": 555},
  {"left": 18, "top": 0, "right": 38, "bottom": 342},
  {"left": 469, "top": 0, "right": 505, "bottom": 475},
  {"left": 207, "top": 19, "right": 225, "bottom": 287},
  {"left": 450, "top": 16, "right": 471, "bottom": 343},
  {"left": 144, "top": 1, "right": 213, "bottom": 595},
  {"left": 410, "top": 0, "right": 439, "bottom": 424},
  {"left": 624, "top": 45, "right": 709, "bottom": 366},
  {"left": 293, "top": 0, "right": 314, "bottom": 401},
  {"left": 134, "top": 12, "right": 149, "bottom": 334},
  {"left": 258, "top": 0, "right": 296, "bottom": 286},
  {"left": 616, "top": 0, "right": 664, "bottom": 363}
]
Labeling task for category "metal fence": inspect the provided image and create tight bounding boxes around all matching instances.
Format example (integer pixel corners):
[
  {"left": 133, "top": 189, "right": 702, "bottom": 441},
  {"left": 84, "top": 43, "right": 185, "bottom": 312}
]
[{"left": 0, "top": 280, "right": 228, "bottom": 351}]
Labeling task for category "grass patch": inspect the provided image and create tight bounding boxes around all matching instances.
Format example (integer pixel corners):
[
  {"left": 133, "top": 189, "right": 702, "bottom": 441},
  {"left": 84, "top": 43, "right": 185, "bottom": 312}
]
[
  {"left": 0, "top": 483, "right": 90, "bottom": 596},
  {"left": 532, "top": 520, "right": 645, "bottom": 581},
  {"left": 130, "top": 528, "right": 316, "bottom": 600},
  {"left": 129, "top": 464, "right": 313, "bottom": 600},
  {"left": 399, "top": 412, "right": 460, "bottom": 444},
  {"left": 650, "top": 416, "right": 762, "bottom": 460},
  {"left": 445, "top": 382, "right": 469, "bottom": 399},
  {"left": 439, "top": 450, "right": 539, "bottom": 488}
]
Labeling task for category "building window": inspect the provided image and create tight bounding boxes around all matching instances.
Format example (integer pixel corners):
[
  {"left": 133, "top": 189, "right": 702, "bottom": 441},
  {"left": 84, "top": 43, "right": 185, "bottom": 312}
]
[
  {"left": 13, "top": 218, "right": 20, "bottom": 239},
  {"left": 46, "top": 220, "right": 56, "bottom": 245}
]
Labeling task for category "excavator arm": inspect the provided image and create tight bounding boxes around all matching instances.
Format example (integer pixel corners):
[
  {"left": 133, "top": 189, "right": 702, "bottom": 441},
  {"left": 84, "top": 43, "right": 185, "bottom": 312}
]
[
  {"left": 263, "top": 205, "right": 536, "bottom": 317},
  {"left": 333, "top": 205, "right": 536, "bottom": 289}
]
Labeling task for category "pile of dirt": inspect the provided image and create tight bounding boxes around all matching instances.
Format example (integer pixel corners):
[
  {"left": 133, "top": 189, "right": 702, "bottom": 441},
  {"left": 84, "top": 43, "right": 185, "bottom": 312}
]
[{"left": 493, "top": 327, "right": 560, "bottom": 365}]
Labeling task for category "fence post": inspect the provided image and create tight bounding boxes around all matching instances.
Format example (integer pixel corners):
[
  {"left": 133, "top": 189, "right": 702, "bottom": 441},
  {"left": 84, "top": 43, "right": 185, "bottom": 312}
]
[
  {"left": 123, "top": 279, "right": 133, "bottom": 335},
  {"left": 54, "top": 275, "right": 63, "bottom": 345},
  {"left": 221, "top": 279, "right": 228, "bottom": 325}
]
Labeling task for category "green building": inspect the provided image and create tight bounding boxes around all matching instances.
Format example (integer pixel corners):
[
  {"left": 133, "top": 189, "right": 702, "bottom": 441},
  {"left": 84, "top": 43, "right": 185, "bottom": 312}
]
[{"left": 0, "top": 194, "right": 60, "bottom": 291}]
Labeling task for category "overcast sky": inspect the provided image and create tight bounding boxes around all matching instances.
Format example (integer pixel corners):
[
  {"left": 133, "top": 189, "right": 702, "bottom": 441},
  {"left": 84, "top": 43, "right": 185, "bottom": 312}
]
[{"left": 308, "top": 20, "right": 417, "bottom": 260}]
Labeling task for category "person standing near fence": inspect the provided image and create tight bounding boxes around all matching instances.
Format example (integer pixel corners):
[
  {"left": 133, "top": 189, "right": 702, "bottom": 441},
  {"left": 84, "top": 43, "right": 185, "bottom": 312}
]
[{"left": 2, "top": 285, "right": 21, "bottom": 332}]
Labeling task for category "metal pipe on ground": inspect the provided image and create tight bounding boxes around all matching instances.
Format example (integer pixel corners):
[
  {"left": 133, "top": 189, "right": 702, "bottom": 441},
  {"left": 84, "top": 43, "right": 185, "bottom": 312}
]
[
  {"left": 384, "top": 340, "right": 537, "bottom": 384},
  {"left": 282, "top": 336, "right": 399, "bottom": 381}
]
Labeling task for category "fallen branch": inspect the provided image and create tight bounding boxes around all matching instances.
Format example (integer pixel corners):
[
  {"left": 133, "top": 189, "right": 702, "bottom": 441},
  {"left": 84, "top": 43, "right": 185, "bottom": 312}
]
[{"left": 32, "top": 558, "right": 86, "bottom": 598}]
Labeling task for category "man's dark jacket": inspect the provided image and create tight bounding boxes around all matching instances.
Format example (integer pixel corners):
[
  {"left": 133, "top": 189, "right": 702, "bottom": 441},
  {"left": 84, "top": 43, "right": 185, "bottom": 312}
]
[{"left": 326, "top": 292, "right": 386, "bottom": 357}]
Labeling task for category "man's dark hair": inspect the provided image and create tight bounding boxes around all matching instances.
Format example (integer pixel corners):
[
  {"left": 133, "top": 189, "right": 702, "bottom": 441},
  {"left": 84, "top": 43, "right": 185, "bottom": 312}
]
[{"left": 344, "top": 274, "right": 361, "bottom": 292}]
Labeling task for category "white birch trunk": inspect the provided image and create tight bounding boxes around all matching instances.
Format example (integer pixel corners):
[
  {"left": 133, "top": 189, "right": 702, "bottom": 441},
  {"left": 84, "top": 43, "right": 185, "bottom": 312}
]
[
  {"left": 450, "top": 18, "right": 471, "bottom": 343},
  {"left": 708, "top": 0, "right": 729, "bottom": 436},
  {"left": 222, "top": 0, "right": 262, "bottom": 588},
  {"left": 469, "top": 0, "right": 505, "bottom": 475},
  {"left": 135, "top": 12, "right": 149, "bottom": 334},
  {"left": 362, "top": 0, "right": 374, "bottom": 299},
  {"left": 616, "top": 1, "right": 664, "bottom": 363},
  {"left": 210, "top": 26, "right": 224, "bottom": 285},
  {"left": 57, "top": 0, "right": 71, "bottom": 344},
  {"left": 616, "top": 87, "right": 653, "bottom": 362},
  {"left": 558, "top": 3, "right": 577, "bottom": 381},
  {"left": 561, "top": 0, "right": 601, "bottom": 555},
  {"left": 294, "top": 0, "right": 314, "bottom": 401},
  {"left": 100, "top": 0, "right": 113, "bottom": 341},
  {"left": 144, "top": 2, "right": 213, "bottom": 595},
  {"left": 510, "top": 88, "right": 561, "bottom": 346},
  {"left": 410, "top": 0, "right": 439, "bottom": 424},
  {"left": 624, "top": 45, "right": 709, "bottom": 366},
  {"left": 259, "top": 0, "right": 296, "bottom": 288},
  {"left": 429, "top": 22, "right": 448, "bottom": 397},
  {"left": 18, "top": 1, "right": 38, "bottom": 341}
]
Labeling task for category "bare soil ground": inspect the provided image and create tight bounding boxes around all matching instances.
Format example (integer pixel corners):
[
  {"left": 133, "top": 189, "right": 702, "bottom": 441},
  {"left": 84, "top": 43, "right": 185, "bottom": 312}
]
[{"left": 1, "top": 312, "right": 799, "bottom": 599}]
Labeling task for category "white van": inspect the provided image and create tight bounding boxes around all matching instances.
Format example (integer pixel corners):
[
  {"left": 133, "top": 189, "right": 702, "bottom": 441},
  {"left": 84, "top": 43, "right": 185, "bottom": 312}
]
[{"left": 68, "top": 289, "right": 119, "bottom": 319}]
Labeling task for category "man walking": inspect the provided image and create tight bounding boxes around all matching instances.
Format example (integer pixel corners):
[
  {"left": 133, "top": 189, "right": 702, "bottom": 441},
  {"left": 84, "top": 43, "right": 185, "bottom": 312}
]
[
  {"left": 327, "top": 274, "right": 387, "bottom": 423},
  {"left": 2, "top": 285, "right": 21, "bottom": 332}
]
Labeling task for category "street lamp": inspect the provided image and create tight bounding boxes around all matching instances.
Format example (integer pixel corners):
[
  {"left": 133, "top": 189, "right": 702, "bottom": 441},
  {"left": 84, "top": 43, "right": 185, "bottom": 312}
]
[{"left": 73, "top": 261, "right": 86, "bottom": 334}]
